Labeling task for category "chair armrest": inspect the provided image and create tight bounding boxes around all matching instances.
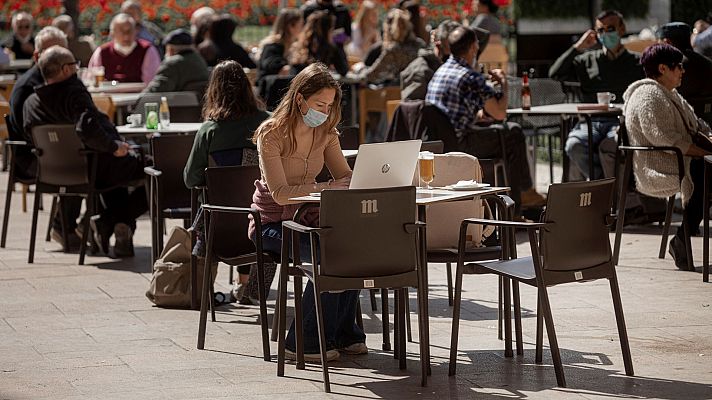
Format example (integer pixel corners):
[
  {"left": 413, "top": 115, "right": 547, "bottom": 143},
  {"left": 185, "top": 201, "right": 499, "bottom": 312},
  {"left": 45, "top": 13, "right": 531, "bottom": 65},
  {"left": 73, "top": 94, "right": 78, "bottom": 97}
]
[
  {"left": 462, "top": 217, "right": 548, "bottom": 230},
  {"left": 482, "top": 193, "right": 516, "bottom": 218},
  {"left": 282, "top": 220, "right": 322, "bottom": 234},
  {"left": 5, "top": 140, "right": 28, "bottom": 146},
  {"left": 201, "top": 204, "right": 259, "bottom": 218},
  {"left": 404, "top": 221, "right": 426, "bottom": 234},
  {"left": 143, "top": 166, "right": 162, "bottom": 177},
  {"left": 620, "top": 145, "right": 685, "bottom": 182}
]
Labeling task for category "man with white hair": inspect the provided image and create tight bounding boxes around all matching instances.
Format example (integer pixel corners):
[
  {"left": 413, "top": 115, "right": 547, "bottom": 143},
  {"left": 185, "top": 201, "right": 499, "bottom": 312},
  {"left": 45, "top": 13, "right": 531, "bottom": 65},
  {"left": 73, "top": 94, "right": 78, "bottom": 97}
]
[
  {"left": 87, "top": 13, "right": 160, "bottom": 83},
  {"left": 2, "top": 12, "right": 35, "bottom": 59},
  {"left": 52, "top": 15, "right": 95, "bottom": 67},
  {"left": 24, "top": 46, "right": 147, "bottom": 258},
  {"left": 190, "top": 7, "right": 216, "bottom": 46},
  {"left": 120, "top": 0, "right": 164, "bottom": 48}
]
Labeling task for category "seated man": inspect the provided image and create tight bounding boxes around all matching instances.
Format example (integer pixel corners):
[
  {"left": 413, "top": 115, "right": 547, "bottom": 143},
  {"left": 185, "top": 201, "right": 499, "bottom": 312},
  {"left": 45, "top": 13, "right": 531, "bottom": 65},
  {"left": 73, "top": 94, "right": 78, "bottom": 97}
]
[
  {"left": 120, "top": 0, "right": 164, "bottom": 49},
  {"left": 52, "top": 15, "right": 95, "bottom": 67},
  {"left": 23, "top": 46, "right": 148, "bottom": 257},
  {"left": 87, "top": 13, "right": 160, "bottom": 84},
  {"left": 401, "top": 20, "right": 461, "bottom": 101},
  {"left": 8, "top": 27, "right": 81, "bottom": 249},
  {"left": 3, "top": 12, "right": 35, "bottom": 60},
  {"left": 142, "top": 29, "right": 209, "bottom": 94},
  {"left": 549, "top": 10, "right": 643, "bottom": 180},
  {"left": 426, "top": 26, "right": 545, "bottom": 212}
]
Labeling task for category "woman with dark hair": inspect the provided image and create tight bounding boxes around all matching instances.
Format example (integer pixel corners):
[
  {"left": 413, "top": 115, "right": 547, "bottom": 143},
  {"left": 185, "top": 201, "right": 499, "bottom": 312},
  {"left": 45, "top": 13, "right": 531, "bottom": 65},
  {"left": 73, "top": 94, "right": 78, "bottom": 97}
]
[
  {"left": 289, "top": 10, "right": 349, "bottom": 76},
  {"left": 256, "top": 8, "right": 303, "bottom": 80},
  {"left": 623, "top": 43, "right": 712, "bottom": 270},
  {"left": 250, "top": 63, "right": 366, "bottom": 362},
  {"left": 198, "top": 14, "right": 256, "bottom": 68},
  {"left": 184, "top": 60, "right": 270, "bottom": 302}
]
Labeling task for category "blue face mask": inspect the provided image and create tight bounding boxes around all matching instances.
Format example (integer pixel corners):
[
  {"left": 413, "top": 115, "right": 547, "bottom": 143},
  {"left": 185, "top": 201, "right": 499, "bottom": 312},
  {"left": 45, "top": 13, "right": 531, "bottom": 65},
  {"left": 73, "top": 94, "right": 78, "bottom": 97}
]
[
  {"left": 300, "top": 99, "right": 329, "bottom": 128},
  {"left": 598, "top": 31, "right": 620, "bottom": 50}
]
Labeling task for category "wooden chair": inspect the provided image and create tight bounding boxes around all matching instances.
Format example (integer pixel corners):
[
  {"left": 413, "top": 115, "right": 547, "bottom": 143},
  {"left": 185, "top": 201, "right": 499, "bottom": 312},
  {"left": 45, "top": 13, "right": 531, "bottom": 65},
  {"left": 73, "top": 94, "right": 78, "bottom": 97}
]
[
  {"left": 0, "top": 80, "right": 15, "bottom": 103},
  {"left": 91, "top": 94, "right": 116, "bottom": 122},
  {"left": 386, "top": 99, "right": 400, "bottom": 127},
  {"left": 358, "top": 85, "right": 401, "bottom": 143},
  {"left": 478, "top": 43, "right": 509, "bottom": 73}
]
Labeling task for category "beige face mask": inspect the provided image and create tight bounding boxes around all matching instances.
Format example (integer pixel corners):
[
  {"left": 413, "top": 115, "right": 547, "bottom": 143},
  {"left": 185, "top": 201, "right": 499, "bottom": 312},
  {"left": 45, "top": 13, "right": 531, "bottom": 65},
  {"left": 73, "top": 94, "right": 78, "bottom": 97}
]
[{"left": 113, "top": 41, "right": 137, "bottom": 56}]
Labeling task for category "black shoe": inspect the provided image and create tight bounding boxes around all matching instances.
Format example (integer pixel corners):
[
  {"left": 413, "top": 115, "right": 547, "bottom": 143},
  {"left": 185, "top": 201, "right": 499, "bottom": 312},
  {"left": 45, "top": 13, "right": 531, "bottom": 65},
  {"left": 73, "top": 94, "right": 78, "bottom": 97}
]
[
  {"left": 668, "top": 236, "right": 693, "bottom": 271},
  {"left": 90, "top": 216, "right": 111, "bottom": 255}
]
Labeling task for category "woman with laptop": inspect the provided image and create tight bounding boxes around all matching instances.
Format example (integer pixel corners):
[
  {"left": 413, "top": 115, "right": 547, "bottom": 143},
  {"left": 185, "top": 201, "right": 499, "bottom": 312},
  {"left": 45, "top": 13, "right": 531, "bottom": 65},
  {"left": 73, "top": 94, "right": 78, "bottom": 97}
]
[{"left": 248, "top": 63, "right": 366, "bottom": 362}]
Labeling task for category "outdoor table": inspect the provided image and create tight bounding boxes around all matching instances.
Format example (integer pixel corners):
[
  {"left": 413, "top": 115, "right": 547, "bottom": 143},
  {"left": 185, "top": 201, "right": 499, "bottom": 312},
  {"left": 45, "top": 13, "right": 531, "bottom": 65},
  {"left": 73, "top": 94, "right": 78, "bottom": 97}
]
[
  {"left": 288, "top": 185, "right": 511, "bottom": 373},
  {"left": 116, "top": 122, "right": 202, "bottom": 139},
  {"left": 703, "top": 155, "right": 712, "bottom": 283},
  {"left": 507, "top": 103, "right": 623, "bottom": 181},
  {"left": 0, "top": 59, "right": 32, "bottom": 72},
  {"left": 87, "top": 81, "right": 146, "bottom": 94}
]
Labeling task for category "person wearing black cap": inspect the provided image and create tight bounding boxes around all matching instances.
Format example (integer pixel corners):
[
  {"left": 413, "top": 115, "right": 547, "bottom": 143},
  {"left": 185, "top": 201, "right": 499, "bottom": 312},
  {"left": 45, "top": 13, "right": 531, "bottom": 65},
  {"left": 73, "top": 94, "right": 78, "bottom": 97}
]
[
  {"left": 658, "top": 22, "right": 712, "bottom": 103},
  {"left": 143, "top": 29, "right": 210, "bottom": 94}
]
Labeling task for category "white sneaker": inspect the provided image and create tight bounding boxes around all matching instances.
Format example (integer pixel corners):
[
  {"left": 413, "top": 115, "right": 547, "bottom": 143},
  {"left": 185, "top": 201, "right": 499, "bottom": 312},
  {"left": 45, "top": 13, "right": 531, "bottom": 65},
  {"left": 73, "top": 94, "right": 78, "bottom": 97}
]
[
  {"left": 285, "top": 348, "right": 340, "bottom": 363},
  {"left": 341, "top": 342, "right": 368, "bottom": 355}
]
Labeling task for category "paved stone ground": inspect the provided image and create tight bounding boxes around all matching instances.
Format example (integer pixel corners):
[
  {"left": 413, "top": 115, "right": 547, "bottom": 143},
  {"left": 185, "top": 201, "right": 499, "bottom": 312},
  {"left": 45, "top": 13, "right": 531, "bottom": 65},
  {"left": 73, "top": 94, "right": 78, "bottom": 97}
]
[{"left": 1, "top": 164, "right": 711, "bottom": 399}]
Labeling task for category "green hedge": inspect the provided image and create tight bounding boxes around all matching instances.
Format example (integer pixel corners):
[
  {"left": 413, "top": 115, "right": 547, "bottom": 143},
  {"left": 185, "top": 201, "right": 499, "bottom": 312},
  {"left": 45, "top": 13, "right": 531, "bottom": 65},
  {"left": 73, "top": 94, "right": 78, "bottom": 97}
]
[
  {"left": 671, "top": 0, "right": 712, "bottom": 24},
  {"left": 516, "top": 0, "right": 648, "bottom": 19}
]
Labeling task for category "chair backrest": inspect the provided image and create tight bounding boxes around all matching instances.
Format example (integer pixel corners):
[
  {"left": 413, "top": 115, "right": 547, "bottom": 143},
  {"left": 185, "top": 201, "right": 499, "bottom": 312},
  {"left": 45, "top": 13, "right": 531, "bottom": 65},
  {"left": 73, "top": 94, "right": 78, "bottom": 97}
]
[
  {"left": 131, "top": 92, "right": 201, "bottom": 123},
  {"left": 151, "top": 134, "right": 196, "bottom": 210},
  {"left": 31, "top": 124, "right": 89, "bottom": 187},
  {"left": 387, "top": 100, "right": 459, "bottom": 152},
  {"left": 358, "top": 85, "right": 401, "bottom": 143},
  {"left": 91, "top": 94, "right": 116, "bottom": 122},
  {"left": 0, "top": 80, "right": 15, "bottom": 103},
  {"left": 204, "top": 165, "right": 261, "bottom": 260},
  {"left": 319, "top": 186, "right": 418, "bottom": 278},
  {"left": 540, "top": 179, "right": 615, "bottom": 272},
  {"left": 507, "top": 77, "right": 565, "bottom": 127},
  {"left": 420, "top": 140, "right": 444, "bottom": 154},
  {"left": 386, "top": 99, "right": 401, "bottom": 126},
  {"left": 0, "top": 103, "right": 10, "bottom": 140}
]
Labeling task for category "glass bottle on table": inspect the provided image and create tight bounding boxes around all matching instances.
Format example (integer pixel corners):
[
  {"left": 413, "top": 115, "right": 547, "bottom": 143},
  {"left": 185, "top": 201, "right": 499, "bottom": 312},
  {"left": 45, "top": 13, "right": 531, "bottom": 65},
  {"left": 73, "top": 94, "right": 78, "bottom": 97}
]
[
  {"left": 159, "top": 96, "right": 170, "bottom": 128},
  {"left": 521, "top": 71, "right": 531, "bottom": 110}
]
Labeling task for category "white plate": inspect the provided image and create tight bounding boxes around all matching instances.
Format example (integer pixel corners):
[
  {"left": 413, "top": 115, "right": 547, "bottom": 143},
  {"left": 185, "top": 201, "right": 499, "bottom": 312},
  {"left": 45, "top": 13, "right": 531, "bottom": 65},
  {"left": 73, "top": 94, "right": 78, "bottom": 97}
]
[
  {"left": 308, "top": 192, "right": 322, "bottom": 197},
  {"left": 445, "top": 183, "right": 490, "bottom": 191}
]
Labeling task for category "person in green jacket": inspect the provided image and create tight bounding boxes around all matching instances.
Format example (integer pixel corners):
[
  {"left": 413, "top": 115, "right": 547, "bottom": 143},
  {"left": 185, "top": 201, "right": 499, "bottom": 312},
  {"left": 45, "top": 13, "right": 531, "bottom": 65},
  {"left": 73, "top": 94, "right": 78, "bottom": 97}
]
[
  {"left": 183, "top": 59, "right": 270, "bottom": 304},
  {"left": 143, "top": 29, "right": 210, "bottom": 95}
]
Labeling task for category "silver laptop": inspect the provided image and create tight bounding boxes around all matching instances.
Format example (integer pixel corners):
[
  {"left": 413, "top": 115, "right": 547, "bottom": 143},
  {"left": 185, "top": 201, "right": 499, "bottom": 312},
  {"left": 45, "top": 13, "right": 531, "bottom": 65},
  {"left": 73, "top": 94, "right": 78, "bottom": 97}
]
[{"left": 349, "top": 140, "right": 422, "bottom": 189}]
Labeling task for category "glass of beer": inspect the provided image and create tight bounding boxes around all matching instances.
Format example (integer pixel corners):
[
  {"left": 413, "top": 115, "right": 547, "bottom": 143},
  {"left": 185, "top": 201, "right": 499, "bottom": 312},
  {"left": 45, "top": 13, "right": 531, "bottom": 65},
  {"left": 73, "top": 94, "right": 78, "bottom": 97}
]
[
  {"left": 418, "top": 151, "right": 435, "bottom": 189},
  {"left": 92, "top": 66, "right": 105, "bottom": 87}
]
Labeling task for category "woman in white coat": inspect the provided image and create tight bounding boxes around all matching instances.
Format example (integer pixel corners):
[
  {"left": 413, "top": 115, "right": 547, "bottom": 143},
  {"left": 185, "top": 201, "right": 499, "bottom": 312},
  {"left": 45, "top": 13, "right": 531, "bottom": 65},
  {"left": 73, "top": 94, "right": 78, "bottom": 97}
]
[{"left": 624, "top": 43, "right": 712, "bottom": 270}]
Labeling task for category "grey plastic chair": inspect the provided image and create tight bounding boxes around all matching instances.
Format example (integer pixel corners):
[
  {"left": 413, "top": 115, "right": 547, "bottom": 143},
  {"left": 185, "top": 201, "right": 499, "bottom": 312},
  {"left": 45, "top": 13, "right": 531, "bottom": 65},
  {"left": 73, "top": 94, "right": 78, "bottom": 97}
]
[{"left": 449, "top": 178, "right": 634, "bottom": 388}]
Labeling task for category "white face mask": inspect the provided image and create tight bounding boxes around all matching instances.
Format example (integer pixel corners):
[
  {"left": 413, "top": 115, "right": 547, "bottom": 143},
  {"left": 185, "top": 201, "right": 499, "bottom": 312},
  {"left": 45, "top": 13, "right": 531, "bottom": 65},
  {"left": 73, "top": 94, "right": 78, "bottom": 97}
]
[
  {"left": 300, "top": 97, "right": 328, "bottom": 128},
  {"left": 113, "top": 41, "right": 137, "bottom": 56}
]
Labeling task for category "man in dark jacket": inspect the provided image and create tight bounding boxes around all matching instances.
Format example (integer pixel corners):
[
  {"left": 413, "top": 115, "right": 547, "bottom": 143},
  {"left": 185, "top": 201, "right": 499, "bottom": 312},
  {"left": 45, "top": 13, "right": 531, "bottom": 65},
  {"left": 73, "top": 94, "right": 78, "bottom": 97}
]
[
  {"left": 657, "top": 22, "right": 712, "bottom": 107},
  {"left": 143, "top": 29, "right": 209, "bottom": 95},
  {"left": 23, "top": 46, "right": 147, "bottom": 258},
  {"left": 3, "top": 12, "right": 35, "bottom": 60}
]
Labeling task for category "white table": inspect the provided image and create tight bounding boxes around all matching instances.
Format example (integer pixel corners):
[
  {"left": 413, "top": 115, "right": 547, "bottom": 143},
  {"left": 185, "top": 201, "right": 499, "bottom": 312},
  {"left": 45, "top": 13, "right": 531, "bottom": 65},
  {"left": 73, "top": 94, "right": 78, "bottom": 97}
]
[
  {"left": 117, "top": 122, "right": 202, "bottom": 139},
  {"left": 87, "top": 81, "right": 146, "bottom": 94},
  {"left": 290, "top": 185, "right": 510, "bottom": 372},
  {"left": 0, "top": 59, "right": 32, "bottom": 72},
  {"left": 507, "top": 103, "right": 623, "bottom": 181}
]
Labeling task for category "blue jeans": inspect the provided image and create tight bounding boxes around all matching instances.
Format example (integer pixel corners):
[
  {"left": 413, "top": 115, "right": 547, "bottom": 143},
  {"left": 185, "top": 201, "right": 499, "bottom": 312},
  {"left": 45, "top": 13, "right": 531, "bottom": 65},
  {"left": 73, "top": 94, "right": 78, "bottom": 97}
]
[
  {"left": 257, "top": 222, "right": 365, "bottom": 353},
  {"left": 564, "top": 118, "right": 619, "bottom": 180}
]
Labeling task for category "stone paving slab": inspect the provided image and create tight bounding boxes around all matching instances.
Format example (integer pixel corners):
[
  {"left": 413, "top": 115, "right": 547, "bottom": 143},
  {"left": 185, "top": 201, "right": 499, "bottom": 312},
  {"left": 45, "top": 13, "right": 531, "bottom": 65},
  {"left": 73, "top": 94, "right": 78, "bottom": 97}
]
[{"left": 1, "top": 165, "right": 711, "bottom": 399}]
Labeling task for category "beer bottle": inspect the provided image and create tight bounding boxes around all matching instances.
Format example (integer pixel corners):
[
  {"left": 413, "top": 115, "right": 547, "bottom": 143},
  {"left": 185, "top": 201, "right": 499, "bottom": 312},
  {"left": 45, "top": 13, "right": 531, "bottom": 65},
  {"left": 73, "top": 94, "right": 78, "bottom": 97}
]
[{"left": 521, "top": 72, "right": 531, "bottom": 110}]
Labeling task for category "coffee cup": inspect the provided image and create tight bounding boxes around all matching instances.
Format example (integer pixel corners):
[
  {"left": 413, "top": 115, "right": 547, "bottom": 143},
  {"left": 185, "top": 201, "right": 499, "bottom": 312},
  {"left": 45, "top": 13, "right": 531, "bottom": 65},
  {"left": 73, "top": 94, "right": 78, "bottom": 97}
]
[
  {"left": 126, "top": 113, "right": 142, "bottom": 127},
  {"left": 597, "top": 92, "right": 616, "bottom": 105}
]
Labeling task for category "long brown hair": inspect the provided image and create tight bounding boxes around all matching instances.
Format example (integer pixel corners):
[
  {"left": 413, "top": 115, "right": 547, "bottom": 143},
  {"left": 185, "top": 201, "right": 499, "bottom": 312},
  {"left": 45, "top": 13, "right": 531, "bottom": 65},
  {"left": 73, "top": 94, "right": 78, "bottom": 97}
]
[
  {"left": 252, "top": 62, "right": 342, "bottom": 156},
  {"left": 202, "top": 60, "right": 264, "bottom": 121},
  {"left": 261, "top": 7, "right": 302, "bottom": 47},
  {"left": 289, "top": 10, "right": 335, "bottom": 66}
]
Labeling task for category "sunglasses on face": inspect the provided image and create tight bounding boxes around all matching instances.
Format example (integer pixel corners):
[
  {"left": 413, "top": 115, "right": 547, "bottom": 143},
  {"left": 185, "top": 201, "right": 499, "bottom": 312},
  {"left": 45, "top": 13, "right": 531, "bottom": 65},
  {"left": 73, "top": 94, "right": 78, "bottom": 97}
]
[
  {"left": 63, "top": 60, "right": 81, "bottom": 69},
  {"left": 17, "top": 25, "right": 31, "bottom": 30},
  {"left": 595, "top": 26, "right": 617, "bottom": 34}
]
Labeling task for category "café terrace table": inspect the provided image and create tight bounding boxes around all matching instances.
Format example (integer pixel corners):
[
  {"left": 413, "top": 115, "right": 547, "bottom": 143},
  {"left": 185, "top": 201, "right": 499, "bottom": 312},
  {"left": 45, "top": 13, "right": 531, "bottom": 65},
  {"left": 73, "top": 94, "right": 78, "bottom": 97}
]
[
  {"left": 507, "top": 103, "right": 623, "bottom": 181},
  {"left": 0, "top": 59, "right": 33, "bottom": 73},
  {"left": 289, "top": 185, "right": 511, "bottom": 374},
  {"left": 116, "top": 122, "right": 202, "bottom": 139},
  {"left": 89, "top": 82, "right": 147, "bottom": 124}
]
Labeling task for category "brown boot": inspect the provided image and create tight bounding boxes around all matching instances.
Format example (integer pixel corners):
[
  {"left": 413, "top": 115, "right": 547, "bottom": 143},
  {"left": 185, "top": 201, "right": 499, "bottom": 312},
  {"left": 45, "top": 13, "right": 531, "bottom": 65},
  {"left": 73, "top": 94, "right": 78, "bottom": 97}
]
[{"left": 521, "top": 188, "right": 547, "bottom": 208}]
